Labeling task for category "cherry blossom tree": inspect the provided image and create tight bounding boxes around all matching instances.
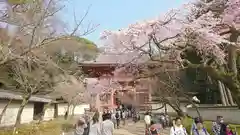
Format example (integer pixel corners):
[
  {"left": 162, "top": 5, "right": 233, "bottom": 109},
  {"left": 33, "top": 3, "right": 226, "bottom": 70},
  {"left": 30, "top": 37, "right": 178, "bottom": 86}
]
[
  {"left": 87, "top": 76, "right": 122, "bottom": 108},
  {"left": 0, "top": 0, "right": 98, "bottom": 127},
  {"left": 53, "top": 75, "right": 90, "bottom": 120},
  {"left": 101, "top": 0, "right": 240, "bottom": 108}
]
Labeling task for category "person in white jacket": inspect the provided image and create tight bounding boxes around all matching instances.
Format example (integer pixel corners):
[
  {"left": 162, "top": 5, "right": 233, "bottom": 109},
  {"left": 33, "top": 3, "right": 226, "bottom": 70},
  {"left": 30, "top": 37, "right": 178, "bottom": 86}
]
[
  {"left": 144, "top": 112, "right": 151, "bottom": 129},
  {"left": 74, "top": 118, "right": 87, "bottom": 135},
  {"left": 170, "top": 117, "right": 188, "bottom": 135},
  {"left": 89, "top": 113, "right": 101, "bottom": 135}
]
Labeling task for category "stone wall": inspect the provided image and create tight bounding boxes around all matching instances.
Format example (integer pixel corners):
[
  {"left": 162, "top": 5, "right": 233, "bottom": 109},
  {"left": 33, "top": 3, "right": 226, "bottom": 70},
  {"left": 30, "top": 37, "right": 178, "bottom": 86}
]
[
  {"left": 150, "top": 103, "right": 188, "bottom": 115},
  {"left": 187, "top": 106, "right": 240, "bottom": 124}
]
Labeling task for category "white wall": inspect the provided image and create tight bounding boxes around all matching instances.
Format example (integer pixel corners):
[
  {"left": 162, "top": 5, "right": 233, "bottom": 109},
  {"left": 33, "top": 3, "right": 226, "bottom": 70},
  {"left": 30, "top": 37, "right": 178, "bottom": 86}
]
[
  {"left": 57, "top": 103, "right": 90, "bottom": 116},
  {"left": 43, "top": 104, "right": 55, "bottom": 121},
  {"left": 0, "top": 100, "right": 34, "bottom": 127},
  {"left": 74, "top": 104, "right": 90, "bottom": 115},
  {"left": 58, "top": 103, "right": 68, "bottom": 116},
  {"left": 187, "top": 107, "right": 240, "bottom": 124},
  {"left": 151, "top": 103, "right": 187, "bottom": 114},
  {"left": 0, "top": 101, "right": 90, "bottom": 127}
]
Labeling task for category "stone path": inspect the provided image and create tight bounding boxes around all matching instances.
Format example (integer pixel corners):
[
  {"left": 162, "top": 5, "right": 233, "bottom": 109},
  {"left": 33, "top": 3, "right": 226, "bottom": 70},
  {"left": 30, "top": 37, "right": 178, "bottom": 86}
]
[
  {"left": 113, "top": 122, "right": 144, "bottom": 135},
  {"left": 63, "top": 121, "right": 170, "bottom": 135},
  {"left": 114, "top": 121, "right": 170, "bottom": 135}
]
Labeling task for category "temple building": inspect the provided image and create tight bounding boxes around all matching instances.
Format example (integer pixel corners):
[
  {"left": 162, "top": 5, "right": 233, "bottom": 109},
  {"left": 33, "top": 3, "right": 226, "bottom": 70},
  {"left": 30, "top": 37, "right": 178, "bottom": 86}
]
[{"left": 80, "top": 54, "right": 151, "bottom": 112}]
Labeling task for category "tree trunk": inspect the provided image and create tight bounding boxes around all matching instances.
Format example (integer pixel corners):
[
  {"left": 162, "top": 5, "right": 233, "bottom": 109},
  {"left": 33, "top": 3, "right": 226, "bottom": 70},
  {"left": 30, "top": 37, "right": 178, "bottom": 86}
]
[
  {"left": 164, "top": 104, "right": 167, "bottom": 114},
  {"left": 14, "top": 94, "right": 31, "bottom": 127},
  {"left": 188, "top": 32, "right": 240, "bottom": 108},
  {"left": 226, "top": 88, "right": 235, "bottom": 105},
  {"left": 167, "top": 103, "right": 185, "bottom": 117},
  {"left": 0, "top": 99, "right": 12, "bottom": 124},
  {"left": 192, "top": 64, "right": 240, "bottom": 108},
  {"left": 151, "top": 103, "right": 165, "bottom": 111},
  {"left": 226, "top": 33, "right": 239, "bottom": 106},
  {"left": 64, "top": 103, "right": 70, "bottom": 120},
  {"left": 221, "top": 83, "right": 230, "bottom": 106},
  {"left": 71, "top": 105, "right": 76, "bottom": 117},
  {"left": 198, "top": 65, "right": 240, "bottom": 108},
  {"left": 218, "top": 81, "right": 227, "bottom": 106}
]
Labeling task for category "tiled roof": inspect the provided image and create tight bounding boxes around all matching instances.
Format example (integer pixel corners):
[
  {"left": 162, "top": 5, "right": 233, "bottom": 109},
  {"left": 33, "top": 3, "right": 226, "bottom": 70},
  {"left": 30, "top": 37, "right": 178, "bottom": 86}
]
[{"left": 0, "top": 90, "right": 53, "bottom": 103}]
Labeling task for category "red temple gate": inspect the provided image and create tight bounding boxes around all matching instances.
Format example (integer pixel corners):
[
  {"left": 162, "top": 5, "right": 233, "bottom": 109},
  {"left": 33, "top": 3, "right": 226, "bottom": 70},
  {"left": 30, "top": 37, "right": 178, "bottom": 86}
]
[{"left": 80, "top": 62, "right": 151, "bottom": 112}]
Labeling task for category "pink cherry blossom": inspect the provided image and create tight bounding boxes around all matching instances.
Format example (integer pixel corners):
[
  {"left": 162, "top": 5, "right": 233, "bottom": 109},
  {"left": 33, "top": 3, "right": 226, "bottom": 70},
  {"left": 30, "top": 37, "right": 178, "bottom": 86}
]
[
  {"left": 223, "top": 0, "right": 240, "bottom": 30},
  {"left": 101, "top": 0, "right": 240, "bottom": 65}
]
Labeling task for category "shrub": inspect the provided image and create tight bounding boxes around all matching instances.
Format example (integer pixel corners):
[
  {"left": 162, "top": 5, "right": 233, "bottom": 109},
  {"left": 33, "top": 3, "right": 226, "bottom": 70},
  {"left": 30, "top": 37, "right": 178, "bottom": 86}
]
[{"left": 0, "top": 119, "right": 75, "bottom": 135}]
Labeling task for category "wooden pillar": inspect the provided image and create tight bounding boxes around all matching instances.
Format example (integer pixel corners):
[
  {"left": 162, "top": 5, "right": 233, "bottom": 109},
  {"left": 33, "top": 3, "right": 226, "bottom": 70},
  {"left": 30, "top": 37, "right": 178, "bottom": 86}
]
[
  {"left": 96, "top": 94, "right": 101, "bottom": 112},
  {"left": 111, "top": 91, "right": 115, "bottom": 109},
  {"left": 54, "top": 103, "right": 58, "bottom": 118}
]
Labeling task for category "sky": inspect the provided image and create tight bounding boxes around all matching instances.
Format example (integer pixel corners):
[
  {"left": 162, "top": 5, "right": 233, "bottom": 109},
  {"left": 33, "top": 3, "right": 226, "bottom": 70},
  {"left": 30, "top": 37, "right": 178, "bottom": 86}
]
[{"left": 61, "top": 0, "right": 189, "bottom": 45}]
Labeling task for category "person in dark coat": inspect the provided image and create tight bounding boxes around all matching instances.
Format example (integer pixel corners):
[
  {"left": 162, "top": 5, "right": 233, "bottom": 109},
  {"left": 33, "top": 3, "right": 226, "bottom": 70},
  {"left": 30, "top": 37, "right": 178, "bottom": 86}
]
[{"left": 82, "top": 115, "right": 90, "bottom": 135}]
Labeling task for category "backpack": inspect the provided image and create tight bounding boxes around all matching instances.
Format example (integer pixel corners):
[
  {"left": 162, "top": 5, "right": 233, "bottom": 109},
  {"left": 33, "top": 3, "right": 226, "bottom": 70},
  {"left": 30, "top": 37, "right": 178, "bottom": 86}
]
[
  {"left": 82, "top": 122, "right": 90, "bottom": 135},
  {"left": 150, "top": 127, "right": 158, "bottom": 135},
  {"left": 145, "top": 127, "right": 158, "bottom": 135}
]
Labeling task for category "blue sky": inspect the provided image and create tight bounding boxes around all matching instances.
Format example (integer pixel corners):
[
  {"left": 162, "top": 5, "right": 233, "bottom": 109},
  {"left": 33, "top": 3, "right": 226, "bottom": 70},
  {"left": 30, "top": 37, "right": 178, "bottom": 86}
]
[{"left": 61, "top": 0, "right": 188, "bottom": 45}]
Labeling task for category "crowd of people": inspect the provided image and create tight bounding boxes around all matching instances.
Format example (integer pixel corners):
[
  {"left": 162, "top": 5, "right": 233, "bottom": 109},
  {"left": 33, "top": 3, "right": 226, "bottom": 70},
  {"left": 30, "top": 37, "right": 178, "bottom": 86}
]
[
  {"left": 73, "top": 109, "right": 238, "bottom": 135},
  {"left": 73, "top": 108, "right": 139, "bottom": 135},
  {"left": 144, "top": 112, "right": 238, "bottom": 135},
  {"left": 102, "top": 108, "right": 140, "bottom": 129},
  {"left": 73, "top": 110, "right": 114, "bottom": 135}
]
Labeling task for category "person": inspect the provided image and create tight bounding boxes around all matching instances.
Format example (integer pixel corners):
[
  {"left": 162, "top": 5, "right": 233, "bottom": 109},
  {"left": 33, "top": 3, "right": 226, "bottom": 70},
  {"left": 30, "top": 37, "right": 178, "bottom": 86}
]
[
  {"left": 145, "top": 120, "right": 161, "bottom": 135},
  {"left": 111, "top": 111, "right": 116, "bottom": 129},
  {"left": 133, "top": 111, "right": 137, "bottom": 123},
  {"left": 226, "top": 124, "right": 237, "bottom": 135},
  {"left": 172, "top": 119, "right": 176, "bottom": 127},
  {"left": 83, "top": 115, "right": 90, "bottom": 135},
  {"left": 102, "top": 109, "right": 108, "bottom": 121},
  {"left": 137, "top": 112, "right": 140, "bottom": 121},
  {"left": 144, "top": 112, "right": 151, "bottom": 129},
  {"left": 192, "top": 118, "right": 210, "bottom": 135},
  {"left": 220, "top": 123, "right": 236, "bottom": 135},
  {"left": 212, "top": 116, "right": 224, "bottom": 135},
  {"left": 115, "top": 111, "right": 121, "bottom": 128},
  {"left": 170, "top": 117, "right": 187, "bottom": 135},
  {"left": 125, "top": 110, "right": 129, "bottom": 119},
  {"left": 127, "top": 109, "right": 131, "bottom": 118},
  {"left": 122, "top": 110, "right": 126, "bottom": 125},
  {"left": 102, "top": 113, "right": 114, "bottom": 135},
  {"left": 89, "top": 113, "right": 101, "bottom": 135},
  {"left": 74, "top": 118, "right": 87, "bottom": 135},
  {"left": 160, "top": 114, "right": 166, "bottom": 128},
  {"left": 191, "top": 117, "right": 202, "bottom": 135},
  {"left": 166, "top": 114, "right": 170, "bottom": 127}
]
